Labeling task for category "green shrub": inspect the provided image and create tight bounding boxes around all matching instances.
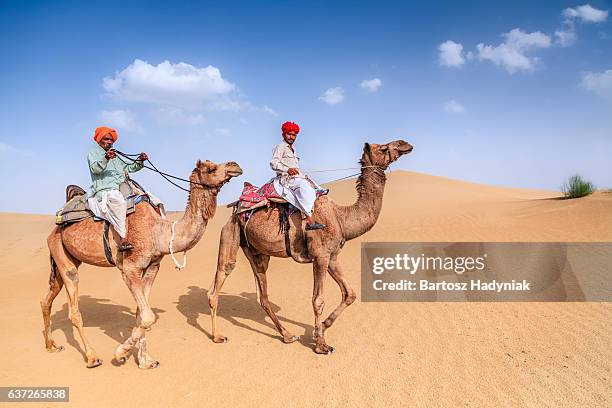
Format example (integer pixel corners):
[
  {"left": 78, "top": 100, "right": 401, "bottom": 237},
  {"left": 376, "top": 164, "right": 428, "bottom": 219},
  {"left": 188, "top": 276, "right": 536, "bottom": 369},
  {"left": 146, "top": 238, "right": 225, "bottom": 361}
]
[{"left": 562, "top": 174, "right": 595, "bottom": 199}]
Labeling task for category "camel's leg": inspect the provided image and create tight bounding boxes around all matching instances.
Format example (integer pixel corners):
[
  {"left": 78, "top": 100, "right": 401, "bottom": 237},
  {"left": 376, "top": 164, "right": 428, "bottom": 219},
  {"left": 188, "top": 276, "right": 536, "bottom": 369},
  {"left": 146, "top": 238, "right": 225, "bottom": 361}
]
[
  {"left": 322, "top": 257, "right": 357, "bottom": 332},
  {"left": 46, "top": 230, "right": 102, "bottom": 367},
  {"left": 312, "top": 256, "right": 334, "bottom": 354},
  {"left": 115, "top": 267, "right": 159, "bottom": 369},
  {"left": 41, "top": 256, "right": 64, "bottom": 352},
  {"left": 131, "top": 263, "right": 160, "bottom": 366},
  {"left": 243, "top": 246, "right": 300, "bottom": 344},
  {"left": 208, "top": 217, "right": 241, "bottom": 343},
  {"left": 60, "top": 266, "right": 103, "bottom": 368},
  {"left": 136, "top": 263, "right": 160, "bottom": 329}
]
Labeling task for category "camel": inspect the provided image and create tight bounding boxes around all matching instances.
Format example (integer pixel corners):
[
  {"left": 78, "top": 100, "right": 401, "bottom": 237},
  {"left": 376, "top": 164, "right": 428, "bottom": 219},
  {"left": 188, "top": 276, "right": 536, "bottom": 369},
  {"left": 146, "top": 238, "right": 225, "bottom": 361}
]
[
  {"left": 41, "top": 159, "right": 242, "bottom": 368},
  {"left": 208, "top": 140, "right": 413, "bottom": 354}
]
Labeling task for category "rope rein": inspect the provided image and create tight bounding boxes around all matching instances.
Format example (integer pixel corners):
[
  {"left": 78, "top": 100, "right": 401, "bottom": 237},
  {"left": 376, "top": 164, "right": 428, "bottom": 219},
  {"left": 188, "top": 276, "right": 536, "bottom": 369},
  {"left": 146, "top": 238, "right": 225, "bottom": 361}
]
[
  {"left": 169, "top": 220, "right": 187, "bottom": 271},
  {"left": 116, "top": 150, "right": 388, "bottom": 189},
  {"left": 303, "top": 165, "right": 384, "bottom": 173},
  {"left": 114, "top": 150, "right": 203, "bottom": 192},
  {"left": 116, "top": 151, "right": 191, "bottom": 270}
]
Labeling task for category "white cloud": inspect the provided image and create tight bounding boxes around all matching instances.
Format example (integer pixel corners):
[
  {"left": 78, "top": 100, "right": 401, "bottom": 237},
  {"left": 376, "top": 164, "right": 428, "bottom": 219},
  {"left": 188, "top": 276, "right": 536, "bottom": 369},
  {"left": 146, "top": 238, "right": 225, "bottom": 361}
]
[
  {"left": 99, "top": 109, "right": 142, "bottom": 132},
  {"left": 261, "top": 105, "right": 279, "bottom": 116},
  {"left": 360, "top": 78, "right": 382, "bottom": 92},
  {"left": 444, "top": 100, "right": 466, "bottom": 114},
  {"left": 477, "top": 28, "right": 551, "bottom": 73},
  {"left": 555, "top": 24, "right": 577, "bottom": 47},
  {"left": 438, "top": 40, "right": 465, "bottom": 67},
  {"left": 319, "top": 87, "right": 344, "bottom": 105},
  {"left": 156, "top": 107, "right": 205, "bottom": 126},
  {"left": 581, "top": 69, "right": 612, "bottom": 100},
  {"left": 103, "top": 59, "right": 241, "bottom": 111},
  {"left": 0, "top": 142, "right": 32, "bottom": 156},
  {"left": 563, "top": 4, "right": 609, "bottom": 23},
  {"left": 555, "top": 4, "right": 608, "bottom": 47}
]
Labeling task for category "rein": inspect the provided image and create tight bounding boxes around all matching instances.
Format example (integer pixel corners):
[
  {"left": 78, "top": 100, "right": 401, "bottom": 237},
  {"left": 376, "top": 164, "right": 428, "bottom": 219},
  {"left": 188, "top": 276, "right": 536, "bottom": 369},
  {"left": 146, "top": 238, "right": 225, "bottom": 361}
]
[
  {"left": 317, "top": 165, "right": 389, "bottom": 184},
  {"left": 114, "top": 150, "right": 206, "bottom": 193}
]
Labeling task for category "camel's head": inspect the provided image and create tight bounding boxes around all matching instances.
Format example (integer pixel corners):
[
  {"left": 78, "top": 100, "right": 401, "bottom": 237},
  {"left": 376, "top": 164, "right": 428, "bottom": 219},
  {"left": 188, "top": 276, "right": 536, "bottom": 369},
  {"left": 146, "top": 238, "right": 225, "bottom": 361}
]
[
  {"left": 362, "top": 140, "right": 413, "bottom": 169},
  {"left": 192, "top": 159, "right": 243, "bottom": 192}
]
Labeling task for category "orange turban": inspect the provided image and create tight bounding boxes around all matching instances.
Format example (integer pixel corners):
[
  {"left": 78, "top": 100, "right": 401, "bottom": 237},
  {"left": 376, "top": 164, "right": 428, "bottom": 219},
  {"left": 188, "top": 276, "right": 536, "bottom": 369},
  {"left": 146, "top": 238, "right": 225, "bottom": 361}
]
[{"left": 94, "top": 126, "right": 118, "bottom": 142}]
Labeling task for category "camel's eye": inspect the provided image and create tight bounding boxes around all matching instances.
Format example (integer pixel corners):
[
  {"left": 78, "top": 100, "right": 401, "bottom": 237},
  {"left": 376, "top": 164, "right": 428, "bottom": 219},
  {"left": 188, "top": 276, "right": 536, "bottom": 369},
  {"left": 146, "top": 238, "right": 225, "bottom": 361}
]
[
  {"left": 380, "top": 145, "right": 389, "bottom": 152},
  {"left": 207, "top": 166, "right": 217, "bottom": 174}
]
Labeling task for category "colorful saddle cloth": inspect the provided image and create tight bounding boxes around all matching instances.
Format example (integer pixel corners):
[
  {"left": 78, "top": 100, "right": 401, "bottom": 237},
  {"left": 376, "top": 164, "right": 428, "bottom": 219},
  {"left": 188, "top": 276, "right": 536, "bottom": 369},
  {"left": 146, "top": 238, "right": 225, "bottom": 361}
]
[
  {"left": 236, "top": 180, "right": 284, "bottom": 213},
  {"left": 235, "top": 179, "right": 329, "bottom": 216}
]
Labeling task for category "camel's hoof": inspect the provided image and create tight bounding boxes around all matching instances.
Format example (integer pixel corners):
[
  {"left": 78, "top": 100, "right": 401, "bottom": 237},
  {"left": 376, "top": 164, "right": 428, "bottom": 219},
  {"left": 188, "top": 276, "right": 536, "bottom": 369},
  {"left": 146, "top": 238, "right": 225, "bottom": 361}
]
[
  {"left": 140, "top": 361, "right": 160, "bottom": 369},
  {"left": 283, "top": 335, "right": 301, "bottom": 344},
  {"left": 212, "top": 335, "right": 228, "bottom": 344},
  {"left": 114, "top": 345, "right": 134, "bottom": 364},
  {"left": 46, "top": 345, "right": 64, "bottom": 353},
  {"left": 315, "top": 345, "right": 335, "bottom": 355},
  {"left": 86, "top": 358, "right": 103, "bottom": 368}
]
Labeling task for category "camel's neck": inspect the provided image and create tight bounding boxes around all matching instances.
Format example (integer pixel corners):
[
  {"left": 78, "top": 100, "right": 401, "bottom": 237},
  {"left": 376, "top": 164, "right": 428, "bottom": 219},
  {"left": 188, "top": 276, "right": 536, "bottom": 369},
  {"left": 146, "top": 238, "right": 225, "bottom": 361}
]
[
  {"left": 161, "top": 178, "right": 218, "bottom": 254},
  {"left": 336, "top": 161, "right": 387, "bottom": 241}
]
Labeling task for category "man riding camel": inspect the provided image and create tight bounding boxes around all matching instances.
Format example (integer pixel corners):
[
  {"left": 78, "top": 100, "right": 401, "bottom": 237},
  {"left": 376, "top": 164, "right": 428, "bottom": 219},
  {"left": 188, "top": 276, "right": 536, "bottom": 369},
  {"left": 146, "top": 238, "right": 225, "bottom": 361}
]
[
  {"left": 88, "top": 126, "right": 148, "bottom": 251},
  {"left": 270, "top": 121, "right": 326, "bottom": 230}
]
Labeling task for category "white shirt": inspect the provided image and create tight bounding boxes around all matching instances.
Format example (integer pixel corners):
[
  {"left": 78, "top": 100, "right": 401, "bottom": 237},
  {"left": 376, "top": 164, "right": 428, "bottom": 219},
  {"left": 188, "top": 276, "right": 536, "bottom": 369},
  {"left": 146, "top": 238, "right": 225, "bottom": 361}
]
[{"left": 270, "top": 141, "right": 300, "bottom": 176}]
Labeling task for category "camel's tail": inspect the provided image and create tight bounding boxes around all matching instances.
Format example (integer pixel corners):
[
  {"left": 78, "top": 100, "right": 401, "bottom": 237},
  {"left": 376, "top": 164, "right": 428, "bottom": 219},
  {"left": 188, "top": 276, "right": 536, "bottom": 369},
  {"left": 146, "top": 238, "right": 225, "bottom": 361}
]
[{"left": 48, "top": 254, "right": 59, "bottom": 286}]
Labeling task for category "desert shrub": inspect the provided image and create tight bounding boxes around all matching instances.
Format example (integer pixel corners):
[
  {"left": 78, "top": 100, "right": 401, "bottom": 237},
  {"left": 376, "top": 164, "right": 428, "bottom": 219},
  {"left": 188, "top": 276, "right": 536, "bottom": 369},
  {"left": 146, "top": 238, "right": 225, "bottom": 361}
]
[{"left": 562, "top": 174, "right": 595, "bottom": 199}]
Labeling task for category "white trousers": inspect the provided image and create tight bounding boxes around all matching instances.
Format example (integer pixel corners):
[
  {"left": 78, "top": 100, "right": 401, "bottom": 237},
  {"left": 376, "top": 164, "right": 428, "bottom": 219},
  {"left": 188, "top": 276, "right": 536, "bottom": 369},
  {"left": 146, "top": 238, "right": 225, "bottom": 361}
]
[
  {"left": 273, "top": 175, "right": 321, "bottom": 217},
  {"left": 88, "top": 190, "right": 128, "bottom": 238}
]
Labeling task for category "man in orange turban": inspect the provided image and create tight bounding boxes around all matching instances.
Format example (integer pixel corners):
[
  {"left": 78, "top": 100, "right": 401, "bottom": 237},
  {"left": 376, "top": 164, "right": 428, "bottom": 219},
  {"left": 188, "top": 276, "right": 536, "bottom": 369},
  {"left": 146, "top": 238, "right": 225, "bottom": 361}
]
[
  {"left": 87, "top": 126, "right": 148, "bottom": 251},
  {"left": 270, "top": 121, "right": 326, "bottom": 230}
]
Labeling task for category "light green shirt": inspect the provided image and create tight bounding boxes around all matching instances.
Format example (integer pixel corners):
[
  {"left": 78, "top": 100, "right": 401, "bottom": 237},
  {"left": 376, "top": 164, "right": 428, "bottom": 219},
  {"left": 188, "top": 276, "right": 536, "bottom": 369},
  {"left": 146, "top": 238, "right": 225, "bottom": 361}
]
[{"left": 88, "top": 144, "right": 144, "bottom": 198}]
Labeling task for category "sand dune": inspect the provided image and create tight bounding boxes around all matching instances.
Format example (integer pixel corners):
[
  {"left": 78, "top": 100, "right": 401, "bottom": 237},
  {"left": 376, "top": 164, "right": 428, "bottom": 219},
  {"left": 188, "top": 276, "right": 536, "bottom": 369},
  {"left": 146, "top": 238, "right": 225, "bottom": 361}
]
[{"left": 0, "top": 171, "right": 610, "bottom": 407}]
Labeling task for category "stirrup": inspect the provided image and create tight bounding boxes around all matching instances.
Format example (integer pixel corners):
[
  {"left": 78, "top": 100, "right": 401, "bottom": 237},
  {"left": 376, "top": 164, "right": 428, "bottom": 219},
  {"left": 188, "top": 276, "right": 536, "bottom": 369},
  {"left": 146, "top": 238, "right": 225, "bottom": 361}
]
[
  {"left": 119, "top": 242, "right": 134, "bottom": 252},
  {"left": 306, "top": 222, "right": 326, "bottom": 230}
]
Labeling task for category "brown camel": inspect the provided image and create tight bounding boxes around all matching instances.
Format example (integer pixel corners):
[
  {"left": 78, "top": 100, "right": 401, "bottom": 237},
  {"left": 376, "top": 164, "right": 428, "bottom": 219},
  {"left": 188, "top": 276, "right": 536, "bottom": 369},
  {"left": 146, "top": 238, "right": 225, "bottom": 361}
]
[
  {"left": 41, "top": 159, "right": 242, "bottom": 368},
  {"left": 208, "top": 140, "right": 413, "bottom": 354}
]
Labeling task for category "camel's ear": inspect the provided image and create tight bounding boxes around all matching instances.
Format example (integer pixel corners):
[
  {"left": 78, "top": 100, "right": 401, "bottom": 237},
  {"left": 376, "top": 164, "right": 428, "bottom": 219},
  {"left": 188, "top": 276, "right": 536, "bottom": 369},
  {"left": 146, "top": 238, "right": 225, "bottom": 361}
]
[
  {"left": 364, "top": 143, "right": 371, "bottom": 152},
  {"left": 196, "top": 159, "right": 202, "bottom": 168}
]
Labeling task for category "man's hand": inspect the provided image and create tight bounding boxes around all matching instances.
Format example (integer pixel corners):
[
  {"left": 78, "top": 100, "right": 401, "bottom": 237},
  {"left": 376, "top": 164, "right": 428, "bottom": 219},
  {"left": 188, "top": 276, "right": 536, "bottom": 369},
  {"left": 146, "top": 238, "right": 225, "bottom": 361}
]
[
  {"left": 105, "top": 149, "right": 117, "bottom": 160},
  {"left": 287, "top": 167, "right": 299, "bottom": 176},
  {"left": 138, "top": 152, "right": 148, "bottom": 161}
]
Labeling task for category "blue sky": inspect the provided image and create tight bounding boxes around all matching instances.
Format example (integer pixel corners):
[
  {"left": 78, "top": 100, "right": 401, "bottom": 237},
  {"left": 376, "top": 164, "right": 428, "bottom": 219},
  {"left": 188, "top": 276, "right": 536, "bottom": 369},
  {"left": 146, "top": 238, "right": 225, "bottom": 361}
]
[{"left": 0, "top": 0, "right": 611, "bottom": 213}]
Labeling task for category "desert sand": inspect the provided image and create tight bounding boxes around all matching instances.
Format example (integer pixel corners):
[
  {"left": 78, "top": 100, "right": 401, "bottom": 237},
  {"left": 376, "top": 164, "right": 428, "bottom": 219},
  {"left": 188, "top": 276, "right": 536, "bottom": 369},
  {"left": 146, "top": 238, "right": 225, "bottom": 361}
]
[{"left": 1, "top": 170, "right": 610, "bottom": 407}]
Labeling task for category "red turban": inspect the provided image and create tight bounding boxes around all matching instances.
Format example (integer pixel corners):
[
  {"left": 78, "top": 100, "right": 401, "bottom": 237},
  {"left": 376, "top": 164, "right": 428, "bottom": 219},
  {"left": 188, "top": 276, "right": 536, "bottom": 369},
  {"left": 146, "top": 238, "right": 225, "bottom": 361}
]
[
  {"left": 94, "top": 126, "right": 118, "bottom": 142},
  {"left": 281, "top": 121, "right": 300, "bottom": 135}
]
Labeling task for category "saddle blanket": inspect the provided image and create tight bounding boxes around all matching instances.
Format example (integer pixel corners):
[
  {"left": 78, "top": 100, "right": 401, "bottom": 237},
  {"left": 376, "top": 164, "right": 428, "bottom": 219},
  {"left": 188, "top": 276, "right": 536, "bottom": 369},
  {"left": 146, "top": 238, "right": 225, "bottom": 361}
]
[
  {"left": 236, "top": 179, "right": 329, "bottom": 215},
  {"left": 55, "top": 181, "right": 164, "bottom": 225}
]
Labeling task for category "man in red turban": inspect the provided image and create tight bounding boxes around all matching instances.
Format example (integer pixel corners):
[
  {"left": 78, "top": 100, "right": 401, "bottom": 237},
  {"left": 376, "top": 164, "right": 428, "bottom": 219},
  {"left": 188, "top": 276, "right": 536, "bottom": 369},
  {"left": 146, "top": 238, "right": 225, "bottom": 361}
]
[
  {"left": 270, "top": 121, "right": 326, "bottom": 230},
  {"left": 87, "top": 126, "right": 148, "bottom": 251}
]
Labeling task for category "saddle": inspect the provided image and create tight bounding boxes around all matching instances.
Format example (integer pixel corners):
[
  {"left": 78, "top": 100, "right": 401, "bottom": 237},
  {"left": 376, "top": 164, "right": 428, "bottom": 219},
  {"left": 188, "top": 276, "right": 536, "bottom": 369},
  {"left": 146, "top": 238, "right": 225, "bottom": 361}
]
[
  {"left": 229, "top": 180, "right": 328, "bottom": 259},
  {"left": 229, "top": 179, "right": 328, "bottom": 216},
  {"left": 55, "top": 179, "right": 158, "bottom": 226},
  {"left": 228, "top": 180, "right": 289, "bottom": 215}
]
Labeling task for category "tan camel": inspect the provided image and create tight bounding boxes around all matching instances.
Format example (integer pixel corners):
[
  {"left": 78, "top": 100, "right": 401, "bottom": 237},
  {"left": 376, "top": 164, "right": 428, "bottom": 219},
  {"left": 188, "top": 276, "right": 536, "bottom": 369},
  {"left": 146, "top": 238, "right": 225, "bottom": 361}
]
[
  {"left": 208, "top": 140, "right": 413, "bottom": 354},
  {"left": 41, "top": 159, "right": 242, "bottom": 368}
]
